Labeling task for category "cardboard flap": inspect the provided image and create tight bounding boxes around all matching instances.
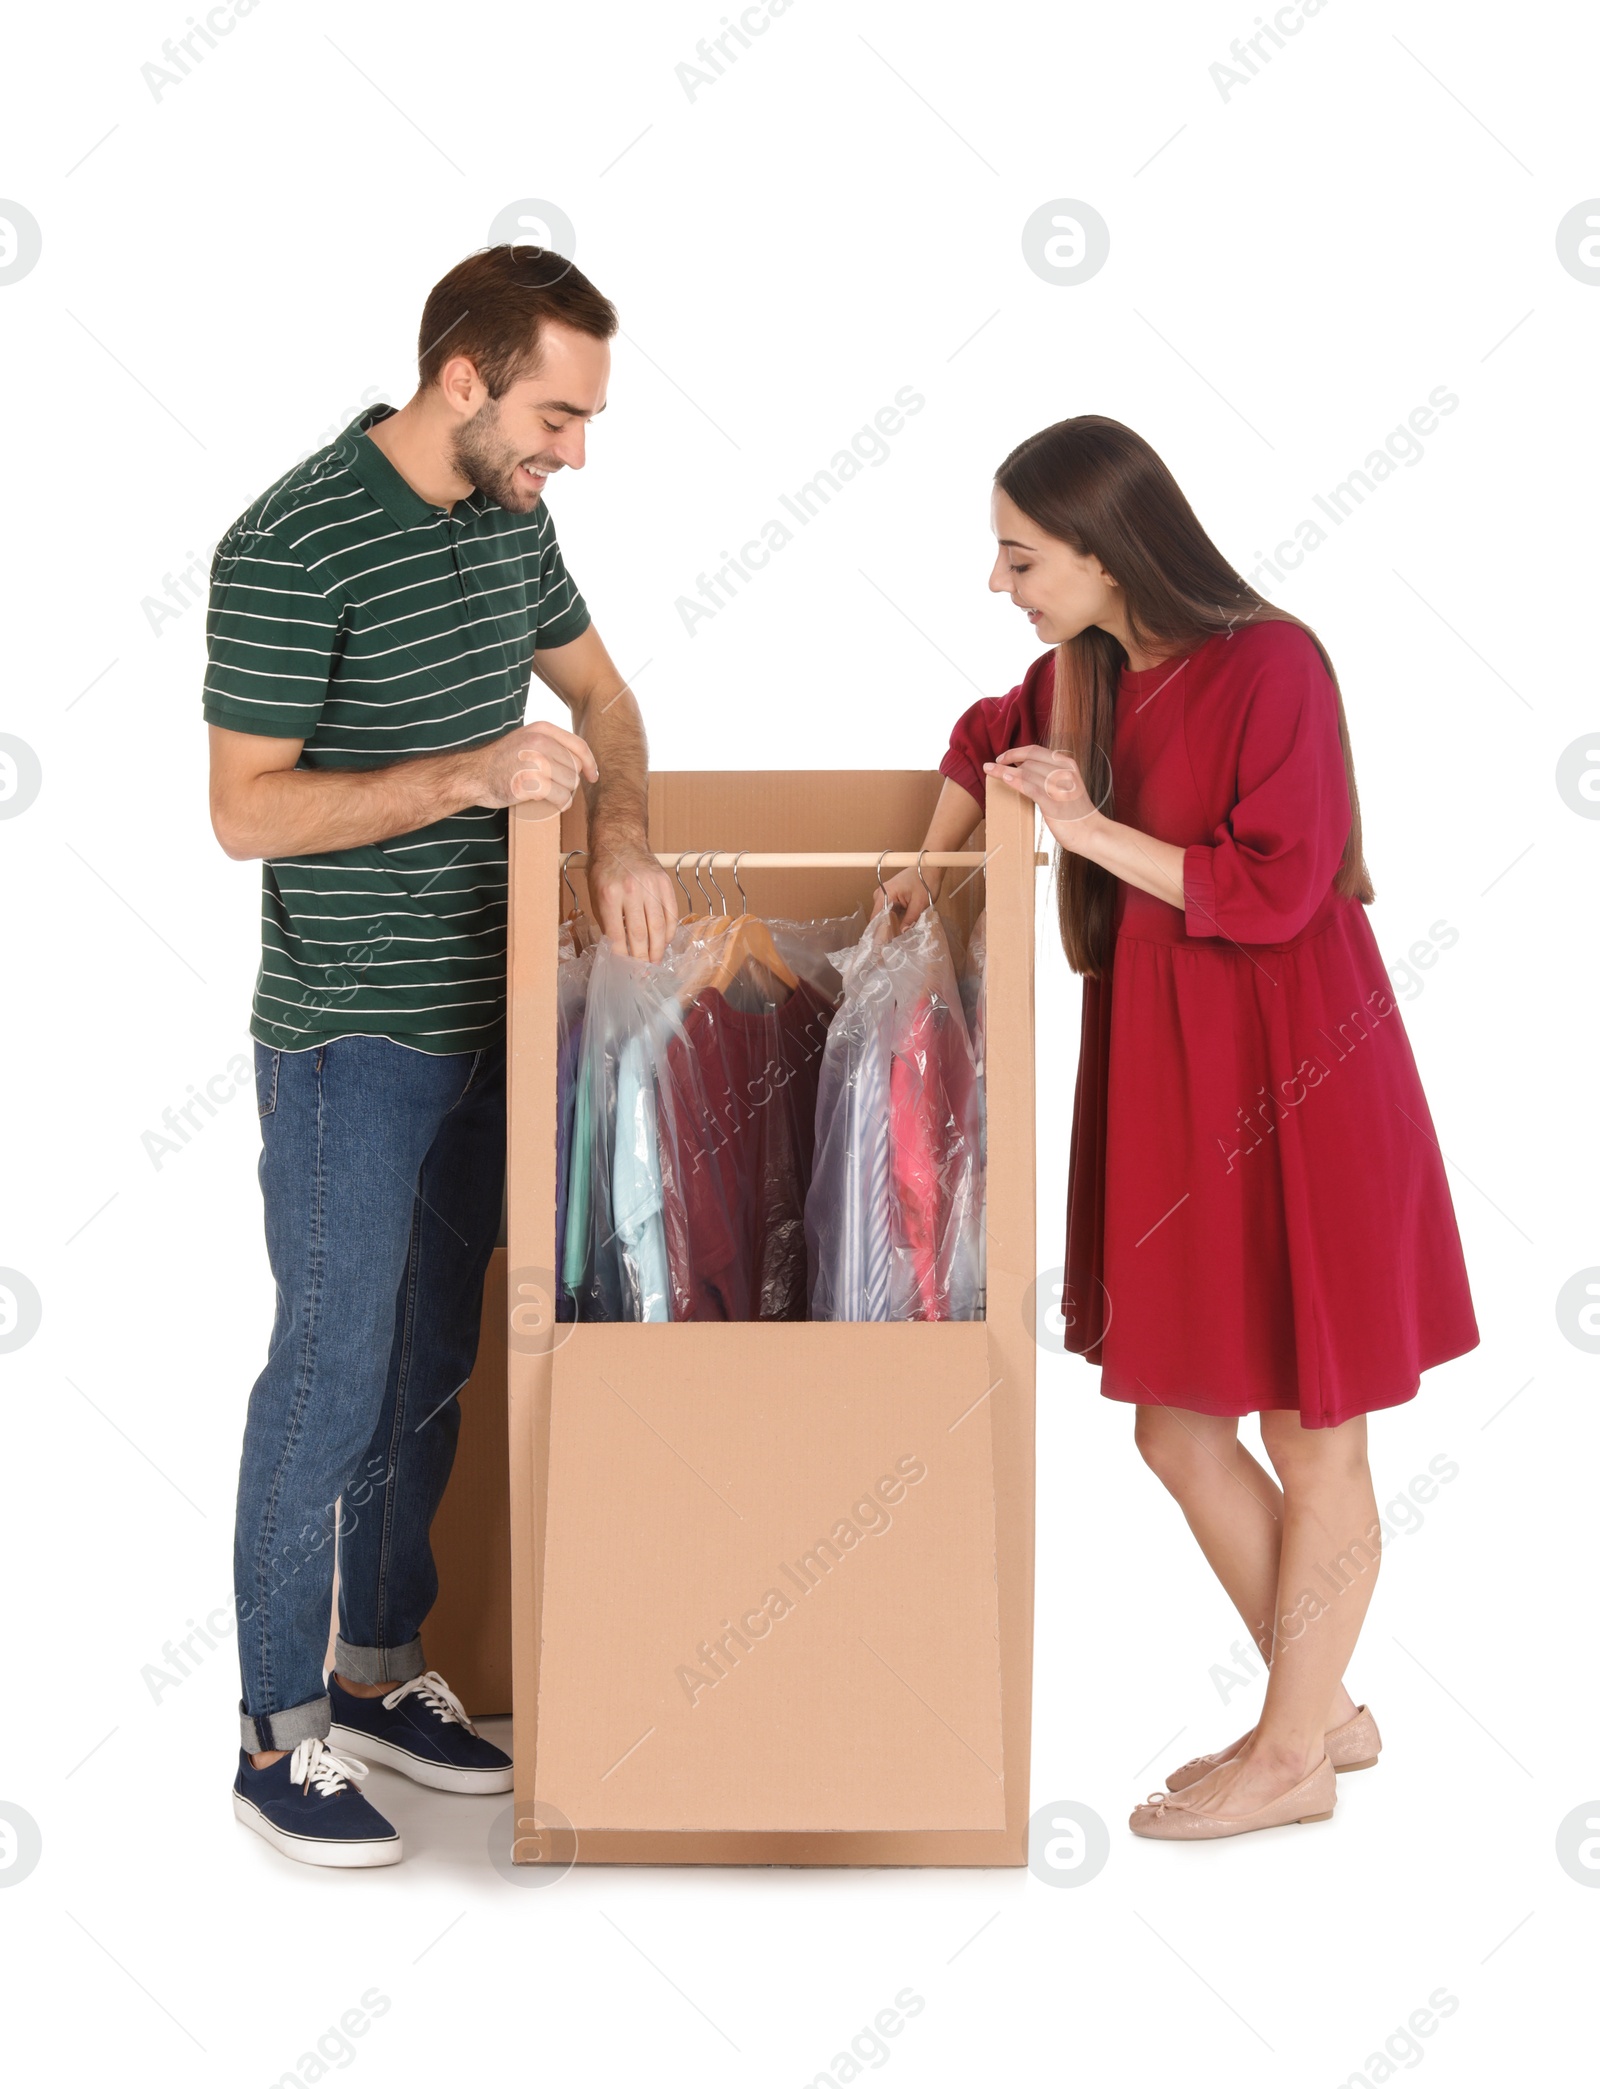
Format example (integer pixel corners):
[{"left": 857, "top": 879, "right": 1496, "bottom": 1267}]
[{"left": 535, "top": 1323, "right": 1005, "bottom": 1834}]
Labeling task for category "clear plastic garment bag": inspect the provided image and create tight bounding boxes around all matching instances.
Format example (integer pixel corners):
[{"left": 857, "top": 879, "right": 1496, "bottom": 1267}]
[
  {"left": 806, "top": 905, "right": 984, "bottom": 1323},
  {"left": 560, "top": 864, "right": 984, "bottom": 1324}
]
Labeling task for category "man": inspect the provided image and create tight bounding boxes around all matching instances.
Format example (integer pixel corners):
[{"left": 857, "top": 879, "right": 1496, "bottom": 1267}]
[{"left": 206, "top": 245, "right": 678, "bottom": 1867}]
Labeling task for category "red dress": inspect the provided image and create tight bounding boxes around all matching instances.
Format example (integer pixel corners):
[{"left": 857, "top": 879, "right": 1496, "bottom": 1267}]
[{"left": 941, "top": 623, "right": 1478, "bottom": 1426}]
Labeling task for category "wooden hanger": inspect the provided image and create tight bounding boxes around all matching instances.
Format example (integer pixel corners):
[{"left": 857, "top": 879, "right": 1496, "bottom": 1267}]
[
  {"left": 705, "top": 914, "right": 799, "bottom": 998},
  {"left": 683, "top": 852, "right": 798, "bottom": 1000},
  {"left": 704, "top": 854, "right": 798, "bottom": 998},
  {"left": 674, "top": 851, "right": 733, "bottom": 942}
]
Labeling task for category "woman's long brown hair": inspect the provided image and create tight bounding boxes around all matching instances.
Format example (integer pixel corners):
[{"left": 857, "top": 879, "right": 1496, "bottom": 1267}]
[{"left": 995, "top": 415, "right": 1373, "bottom": 975}]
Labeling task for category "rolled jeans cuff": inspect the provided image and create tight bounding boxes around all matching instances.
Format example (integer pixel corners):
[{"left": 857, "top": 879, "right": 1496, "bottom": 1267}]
[
  {"left": 239, "top": 1694, "right": 330, "bottom": 1753},
  {"left": 332, "top": 1634, "right": 426, "bottom": 1687}
]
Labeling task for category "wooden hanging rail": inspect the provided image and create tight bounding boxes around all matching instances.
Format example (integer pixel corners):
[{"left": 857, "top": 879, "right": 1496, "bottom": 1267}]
[{"left": 643, "top": 850, "right": 1051, "bottom": 868}]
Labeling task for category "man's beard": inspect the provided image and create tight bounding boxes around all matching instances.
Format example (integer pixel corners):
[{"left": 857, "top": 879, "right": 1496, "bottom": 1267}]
[{"left": 451, "top": 399, "right": 555, "bottom": 511}]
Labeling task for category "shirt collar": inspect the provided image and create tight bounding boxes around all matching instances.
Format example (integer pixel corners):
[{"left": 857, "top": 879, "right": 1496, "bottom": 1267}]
[{"left": 339, "top": 404, "right": 495, "bottom": 528}]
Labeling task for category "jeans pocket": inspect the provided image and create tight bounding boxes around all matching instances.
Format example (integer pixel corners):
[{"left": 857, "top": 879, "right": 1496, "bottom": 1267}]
[{"left": 254, "top": 1046, "right": 280, "bottom": 1118}]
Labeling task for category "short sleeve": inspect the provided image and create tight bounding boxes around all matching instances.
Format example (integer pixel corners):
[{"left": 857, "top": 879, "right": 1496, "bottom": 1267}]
[
  {"left": 533, "top": 510, "right": 591, "bottom": 651},
  {"left": 1182, "top": 632, "right": 1351, "bottom": 944},
  {"left": 202, "top": 524, "right": 341, "bottom": 739},
  {"left": 939, "top": 651, "right": 1055, "bottom": 803}
]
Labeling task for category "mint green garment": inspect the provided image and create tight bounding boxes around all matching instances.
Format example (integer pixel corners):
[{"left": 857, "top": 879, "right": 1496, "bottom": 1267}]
[
  {"left": 612, "top": 1033, "right": 671, "bottom": 1322},
  {"left": 561, "top": 1048, "right": 594, "bottom": 1294}
]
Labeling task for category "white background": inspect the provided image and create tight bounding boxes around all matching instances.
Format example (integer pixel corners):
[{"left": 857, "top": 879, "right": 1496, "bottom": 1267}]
[{"left": 2, "top": 0, "right": 1595, "bottom": 2081}]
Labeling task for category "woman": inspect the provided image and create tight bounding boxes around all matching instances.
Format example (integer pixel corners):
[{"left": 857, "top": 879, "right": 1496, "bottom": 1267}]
[{"left": 879, "top": 417, "right": 1478, "bottom": 1841}]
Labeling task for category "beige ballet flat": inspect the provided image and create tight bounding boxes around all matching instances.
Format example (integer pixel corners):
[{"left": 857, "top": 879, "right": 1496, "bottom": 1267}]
[
  {"left": 1131, "top": 1756, "right": 1336, "bottom": 1841},
  {"left": 1167, "top": 1704, "right": 1382, "bottom": 1793}
]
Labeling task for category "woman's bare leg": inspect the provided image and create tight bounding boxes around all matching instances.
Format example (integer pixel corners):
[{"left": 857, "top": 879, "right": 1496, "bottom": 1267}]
[
  {"left": 1134, "top": 1405, "right": 1359, "bottom": 1746},
  {"left": 1174, "top": 1410, "right": 1381, "bottom": 1818}
]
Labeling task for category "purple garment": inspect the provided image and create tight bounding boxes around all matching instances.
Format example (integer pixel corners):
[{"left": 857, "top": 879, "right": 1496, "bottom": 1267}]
[{"left": 555, "top": 1006, "right": 585, "bottom": 1319}]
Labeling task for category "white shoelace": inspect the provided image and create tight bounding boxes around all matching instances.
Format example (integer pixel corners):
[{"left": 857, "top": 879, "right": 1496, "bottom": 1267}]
[
  {"left": 288, "top": 1736, "right": 371, "bottom": 1797},
  {"left": 380, "top": 1670, "right": 478, "bottom": 1735}
]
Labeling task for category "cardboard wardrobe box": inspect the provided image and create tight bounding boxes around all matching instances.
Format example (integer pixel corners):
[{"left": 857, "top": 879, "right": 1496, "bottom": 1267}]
[{"left": 430, "top": 769, "right": 1038, "bottom": 1866}]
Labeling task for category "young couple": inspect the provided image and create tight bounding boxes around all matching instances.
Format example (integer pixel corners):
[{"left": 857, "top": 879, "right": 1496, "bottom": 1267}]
[{"left": 208, "top": 244, "right": 1476, "bottom": 1867}]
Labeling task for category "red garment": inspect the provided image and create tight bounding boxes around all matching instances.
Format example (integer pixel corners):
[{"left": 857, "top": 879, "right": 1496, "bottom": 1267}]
[
  {"left": 888, "top": 993, "right": 983, "bottom": 1321},
  {"left": 889, "top": 1008, "right": 940, "bottom": 1319},
  {"left": 657, "top": 978, "right": 833, "bottom": 1320},
  {"left": 941, "top": 624, "right": 1479, "bottom": 1425}
]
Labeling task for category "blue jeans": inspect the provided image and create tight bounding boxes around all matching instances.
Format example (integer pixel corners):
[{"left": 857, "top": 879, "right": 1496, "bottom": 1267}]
[{"left": 234, "top": 1037, "right": 504, "bottom": 1751}]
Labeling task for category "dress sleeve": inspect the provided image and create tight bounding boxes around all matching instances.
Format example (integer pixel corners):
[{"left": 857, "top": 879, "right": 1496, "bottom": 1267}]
[
  {"left": 938, "top": 652, "right": 1054, "bottom": 804},
  {"left": 1182, "top": 634, "right": 1351, "bottom": 944}
]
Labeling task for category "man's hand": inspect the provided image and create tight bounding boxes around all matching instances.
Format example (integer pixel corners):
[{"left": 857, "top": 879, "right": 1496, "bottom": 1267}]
[
  {"left": 530, "top": 625, "right": 679, "bottom": 961},
  {"left": 587, "top": 834, "right": 679, "bottom": 962},
  {"left": 208, "top": 719, "right": 598, "bottom": 863},
  {"left": 473, "top": 720, "right": 597, "bottom": 810}
]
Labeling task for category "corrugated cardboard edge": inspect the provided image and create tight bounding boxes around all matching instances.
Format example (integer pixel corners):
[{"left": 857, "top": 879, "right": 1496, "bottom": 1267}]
[
  {"left": 978, "top": 773, "right": 1038, "bottom": 1868},
  {"left": 505, "top": 776, "right": 1036, "bottom": 1866},
  {"left": 507, "top": 800, "right": 561, "bottom": 1865},
  {"left": 422, "top": 1251, "right": 512, "bottom": 1714}
]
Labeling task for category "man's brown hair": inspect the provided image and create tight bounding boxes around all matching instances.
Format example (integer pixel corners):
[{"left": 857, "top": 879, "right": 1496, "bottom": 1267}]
[{"left": 417, "top": 245, "right": 618, "bottom": 398}]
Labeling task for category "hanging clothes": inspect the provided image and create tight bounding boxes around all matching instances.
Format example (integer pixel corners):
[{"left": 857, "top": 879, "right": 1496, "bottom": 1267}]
[
  {"left": 565, "top": 940, "right": 649, "bottom": 1323},
  {"left": 657, "top": 977, "right": 836, "bottom": 1320},
  {"left": 560, "top": 1046, "right": 599, "bottom": 1311},
  {"left": 884, "top": 911, "right": 983, "bottom": 1322},
  {"left": 564, "top": 914, "right": 848, "bottom": 1323},
  {"left": 960, "top": 909, "right": 987, "bottom": 1096},
  {"left": 555, "top": 934, "right": 595, "bottom": 1321},
  {"left": 960, "top": 908, "right": 988, "bottom": 1318},
  {"left": 612, "top": 1025, "right": 673, "bottom": 1323},
  {"left": 805, "top": 917, "right": 898, "bottom": 1322},
  {"left": 807, "top": 907, "right": 985, "bottom": 1322},
  {"left": 559, "top": 892, "right": 990, "bottom": 1326}
]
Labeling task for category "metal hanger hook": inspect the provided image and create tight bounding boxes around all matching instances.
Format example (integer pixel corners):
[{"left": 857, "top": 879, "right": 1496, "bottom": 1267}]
[
  {"left": 560, "top": 850, "right": 586, "bottom": 915},
  {"left": 729, "top": 850, "right": 751, "bottom": 913},
  {"left": 706, "top": 849, "right": 730, "bottom": 914},
  {"left": 672, "top": 852, "right": 694, "bottom": 908},
  {"left": 915, "top": 848, "right": 935, "bottom": 905},
  {"left": 875, "top": 848, "right": 891, "bottom": 896}
]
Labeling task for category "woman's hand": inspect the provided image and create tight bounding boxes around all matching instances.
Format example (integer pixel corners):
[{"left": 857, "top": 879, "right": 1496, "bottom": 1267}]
[
  {"left": 869, "top": 775, "right": 980, "bottom": 933},
  {"left": 988, "top": 744, "right": 1187, "bottom": 909},
  {"left": 869, "top": 865, "right": 940, "bottom": 930},
  {"left": 985, "top": 745, "right": 1106, "bottom": 854}
]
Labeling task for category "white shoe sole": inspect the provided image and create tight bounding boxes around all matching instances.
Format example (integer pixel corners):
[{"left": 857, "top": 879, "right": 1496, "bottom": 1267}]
[
  {"left": 326, "top": 1723, "right": 513, "bottom": 1794},
  {"left": 233, "top": 1791, "right": 402, "bottom": 1868}
]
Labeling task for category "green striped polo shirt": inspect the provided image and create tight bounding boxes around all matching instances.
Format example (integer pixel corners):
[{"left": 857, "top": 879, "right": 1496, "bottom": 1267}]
[{"left": 203, "top": 403, "right": 589, "bottom": 1054}]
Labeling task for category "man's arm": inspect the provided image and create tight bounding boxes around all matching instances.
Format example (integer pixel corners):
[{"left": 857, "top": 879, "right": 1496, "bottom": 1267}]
[
  {"left": 532, "top": 622, "right": 679, "bottom": 961},
  {"left": 207, "top": 718, "right": 598, "bottom": 861}
]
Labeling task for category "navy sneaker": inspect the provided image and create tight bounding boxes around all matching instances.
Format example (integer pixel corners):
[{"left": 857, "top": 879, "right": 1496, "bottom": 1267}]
[
  {"left": 327, "top": 1670, "right": 512, "bottom": 1794},
  {"left": 233, "top": 1738, "right": 402, "bottom": 1868}
]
